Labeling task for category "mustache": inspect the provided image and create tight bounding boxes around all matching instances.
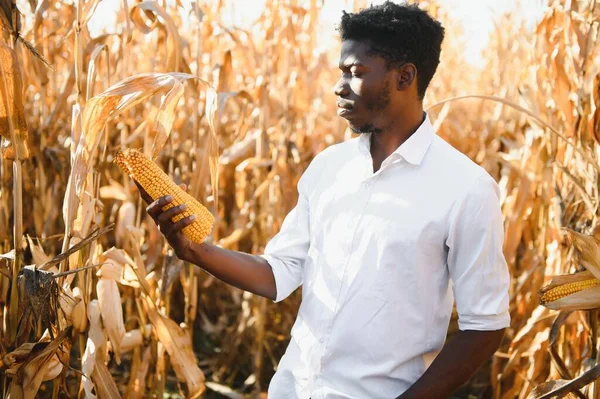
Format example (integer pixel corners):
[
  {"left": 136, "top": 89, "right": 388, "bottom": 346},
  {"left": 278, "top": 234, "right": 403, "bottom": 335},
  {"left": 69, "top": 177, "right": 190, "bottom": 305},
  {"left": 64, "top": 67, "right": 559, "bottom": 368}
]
[{"left": 336, "top": 100, "right": 354, "bottom": 109}]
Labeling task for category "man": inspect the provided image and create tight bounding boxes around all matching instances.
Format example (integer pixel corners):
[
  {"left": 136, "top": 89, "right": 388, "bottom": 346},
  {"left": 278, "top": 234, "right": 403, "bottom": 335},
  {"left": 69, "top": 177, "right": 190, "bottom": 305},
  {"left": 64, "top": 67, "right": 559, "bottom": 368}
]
[{"left": 140, "top": 2, "right": 510, "bottom": 398}]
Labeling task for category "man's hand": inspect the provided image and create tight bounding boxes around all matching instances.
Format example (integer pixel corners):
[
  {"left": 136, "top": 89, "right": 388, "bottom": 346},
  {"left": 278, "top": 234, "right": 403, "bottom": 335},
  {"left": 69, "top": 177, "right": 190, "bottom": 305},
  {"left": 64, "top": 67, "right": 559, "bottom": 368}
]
[
  {"left": 135, "top": 181, "right": 195, "bottom": 261},
  {"left": 397, "top": 329, "right": 505, "bottom": 399},
  {"left": 132, "top": 180, "right": 278, "bottom": 301}
]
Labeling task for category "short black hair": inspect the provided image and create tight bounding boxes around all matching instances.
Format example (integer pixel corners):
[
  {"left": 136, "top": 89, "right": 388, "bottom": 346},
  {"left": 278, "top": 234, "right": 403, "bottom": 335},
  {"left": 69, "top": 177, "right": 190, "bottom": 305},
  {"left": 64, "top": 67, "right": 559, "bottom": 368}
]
[{"left": 337, "top": 1, "right": 445, "bottom": 100}]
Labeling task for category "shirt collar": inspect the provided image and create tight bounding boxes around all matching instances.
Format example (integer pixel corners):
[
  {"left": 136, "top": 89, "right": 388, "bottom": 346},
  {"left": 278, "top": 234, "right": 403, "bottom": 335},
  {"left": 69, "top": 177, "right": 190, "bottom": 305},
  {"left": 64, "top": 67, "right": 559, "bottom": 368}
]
[{"left": 357, "top": 113, "right": 435, "bottom": 166}]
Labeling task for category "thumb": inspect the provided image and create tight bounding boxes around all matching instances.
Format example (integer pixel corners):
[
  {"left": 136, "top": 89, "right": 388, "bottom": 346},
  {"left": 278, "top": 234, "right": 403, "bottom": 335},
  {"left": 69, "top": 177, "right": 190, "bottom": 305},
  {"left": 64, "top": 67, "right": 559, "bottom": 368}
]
[{"left": 179, "top": 183, "right": 187, "bottom": 192}]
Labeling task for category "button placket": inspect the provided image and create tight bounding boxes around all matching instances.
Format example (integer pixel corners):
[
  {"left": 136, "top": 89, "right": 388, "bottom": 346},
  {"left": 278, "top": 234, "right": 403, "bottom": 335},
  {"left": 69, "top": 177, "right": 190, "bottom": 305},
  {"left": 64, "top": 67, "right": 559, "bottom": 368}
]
[{"left": 319, "top": 175, "right": 376, "bottom": 368}]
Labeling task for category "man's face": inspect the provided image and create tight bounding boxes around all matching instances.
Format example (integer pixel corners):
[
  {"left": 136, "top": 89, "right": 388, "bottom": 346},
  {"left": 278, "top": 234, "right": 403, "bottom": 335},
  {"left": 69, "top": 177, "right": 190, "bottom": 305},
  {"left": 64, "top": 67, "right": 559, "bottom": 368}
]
[{"left": 334, "top": 40, "right": 395, "bottom": 134}]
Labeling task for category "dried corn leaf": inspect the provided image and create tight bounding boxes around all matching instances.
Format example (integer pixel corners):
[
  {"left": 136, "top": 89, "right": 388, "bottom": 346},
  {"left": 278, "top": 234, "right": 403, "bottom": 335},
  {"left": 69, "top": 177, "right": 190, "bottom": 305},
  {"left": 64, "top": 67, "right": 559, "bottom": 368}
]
[
  {"left": 528, "top": 380, "right": 579, "bottom": 399},
  {"left": 130, "top": 1, "right": 182, "bottom": 72},
  {"left": 6, "top": 380, "right": 23, "bottom": 399},
  {"left": 198, "top": 78, "right": 220, "bottom": 213},
  {"left": 99, "top": 180, "right": 128, "bottom": 201},
  {"left": 215, "top": 50, "right": 234, "bottom": 93},
  {"left": 0, "top": 44, "right": 29, "bottom": 160},
  {"left": 63, "top": 72, "right": 195, "bottom": 233},
  {"left": 564, "top": 228, "right": 600, "bottom": 279},
  {"left": 427, "top": 94, "right": 600, "bottom": 171},
  {"left": 529, "top": 363, "right": 600, "bottom": 398},
  {"left": 85, "top": 43, "right": 109, "bottom": 101},
  {"left": 19, "top": 327, "right": 71, "bottom": 398},
  {"left": 40, "top": 224, "right": 113, "bottom": 275},
  {"left": 205, "top": 382, "right": 245, "bottom": 399},
  {"left": 125, "top": 345, "right": 152, "bottom": 399},
  {"left": 143, "top": 296, "right": 205, "bottom": 398},
  {"left": 149, "top": 79, "right": 185, "bottom": 159},
  {"left": 0, "top": 0, "right": 19, "bottom": 33},
  {"left": 91, "top": 359, "right": 122, "bottom": 399}
]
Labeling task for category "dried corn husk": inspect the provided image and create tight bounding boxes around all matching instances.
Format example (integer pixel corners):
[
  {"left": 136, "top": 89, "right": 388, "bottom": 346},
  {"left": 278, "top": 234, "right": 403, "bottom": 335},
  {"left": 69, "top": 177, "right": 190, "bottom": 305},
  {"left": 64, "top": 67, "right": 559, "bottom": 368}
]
[
  {"left": 58, "top": 285, "right": 76, "bottom": 320},
  {"left": 41, "top": 354, "right": 63, "bottom": 381},
  {"left": 109, "top": 326, "right": 147, "bottom": 354},
  {"left": 99, "top": 180, "right": 128, "bottom": 201},
  {"left": 96, "top": 278, "right": 125, "bottom": 363},
  {"left": 115, "top": 201, "right": 135, "bottom": 247},
  {"left": 7, "top": 328, "right": 71, "bottom": 398},
  {"left": 4, "top": 343, "right": 36, "bottom": 373},
  {"left": 66, "top": 236, "right": 82, "bottom": 285},
  {"left": 71, "top": 286, "right": 87, "bottom": 332},
  {"left": 101, "top": 247, "right": 140, "bottom": 288},
  {"left": 539, "top": 270, "right": 600, "bottom": 310},
  {"left": 26, "top": 236, "right": 52, "bottom": 270},
  {"left": 97, "top": 254, "right": 123, "bottom": 281},
  {"left": 81, "top": 300, "right": 106, "bottom": 399}
]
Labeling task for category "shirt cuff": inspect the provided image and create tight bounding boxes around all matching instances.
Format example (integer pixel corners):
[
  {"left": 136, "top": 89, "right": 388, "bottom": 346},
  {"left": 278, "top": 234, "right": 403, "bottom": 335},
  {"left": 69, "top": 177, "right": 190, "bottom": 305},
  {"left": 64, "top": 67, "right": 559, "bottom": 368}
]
[
  {"left": 458, "top": 311, "right": 510, "bottom": 331},
  {"left": 259, "top": 254, "right": 291, "bottom": 303}
]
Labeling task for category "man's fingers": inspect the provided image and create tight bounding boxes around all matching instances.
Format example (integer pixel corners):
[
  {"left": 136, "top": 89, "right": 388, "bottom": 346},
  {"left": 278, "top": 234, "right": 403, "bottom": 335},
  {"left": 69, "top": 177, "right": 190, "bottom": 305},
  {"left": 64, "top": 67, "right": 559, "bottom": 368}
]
[
  {"left": 161, "top": 215, "right": 194, "bottom": 240},
  {"left": 179, "top": 183, "right": 187, "bottom": 191},
  {"left": 146, "top": 195, "right": 174, "bottom": 218},
  {"left": 172, "top": 214, "right": 196, "bottom": 232},
  {"left": 158, "top": 204, "right": 187, "bottom": 223}
]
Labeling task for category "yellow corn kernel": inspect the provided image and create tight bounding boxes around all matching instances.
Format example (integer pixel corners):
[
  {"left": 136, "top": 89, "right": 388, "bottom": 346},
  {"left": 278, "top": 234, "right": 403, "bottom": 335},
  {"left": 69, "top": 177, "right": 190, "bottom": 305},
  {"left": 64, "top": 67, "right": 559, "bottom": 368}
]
[
  {"left": 114, "top": 149, "right": 214, "bottom": 243},
  {"left": 540, "top": 279, "right": 600, "bottom": 304}
]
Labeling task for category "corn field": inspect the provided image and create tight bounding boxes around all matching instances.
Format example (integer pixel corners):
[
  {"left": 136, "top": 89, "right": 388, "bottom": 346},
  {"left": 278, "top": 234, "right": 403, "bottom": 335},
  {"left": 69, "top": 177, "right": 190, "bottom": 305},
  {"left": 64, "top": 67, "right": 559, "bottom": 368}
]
[{"left": 1, "top": 0, "right": 600, "bottom": 397}]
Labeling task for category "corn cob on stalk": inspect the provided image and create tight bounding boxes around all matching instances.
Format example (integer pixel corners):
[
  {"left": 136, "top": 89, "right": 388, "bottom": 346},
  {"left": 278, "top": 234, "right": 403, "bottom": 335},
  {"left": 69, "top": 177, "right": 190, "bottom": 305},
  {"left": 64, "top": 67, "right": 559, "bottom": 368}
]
[
  {"left": 114, "top": 149, "right": 214, "bottom": 243},
  {"left": 540, "top": 278, "right": 600, "bottom": 305}
]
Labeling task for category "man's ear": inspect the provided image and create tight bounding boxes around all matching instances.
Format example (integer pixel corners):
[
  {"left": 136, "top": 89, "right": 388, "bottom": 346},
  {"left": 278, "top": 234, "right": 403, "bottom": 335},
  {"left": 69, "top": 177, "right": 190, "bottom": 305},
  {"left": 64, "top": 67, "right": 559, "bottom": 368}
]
[{"left": 396, "top": 63, "right": 417, "bottom": 91}]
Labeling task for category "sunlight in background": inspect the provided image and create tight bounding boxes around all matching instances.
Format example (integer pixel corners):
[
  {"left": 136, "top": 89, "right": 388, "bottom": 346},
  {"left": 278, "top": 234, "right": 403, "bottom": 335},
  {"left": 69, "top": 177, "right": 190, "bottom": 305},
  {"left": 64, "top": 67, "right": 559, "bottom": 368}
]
[
  {"left": 85, "top": 0, "right": 547, "bottom": 68},
  {"left": 218, "top": 0, "right": 546, "bottom": 66}
]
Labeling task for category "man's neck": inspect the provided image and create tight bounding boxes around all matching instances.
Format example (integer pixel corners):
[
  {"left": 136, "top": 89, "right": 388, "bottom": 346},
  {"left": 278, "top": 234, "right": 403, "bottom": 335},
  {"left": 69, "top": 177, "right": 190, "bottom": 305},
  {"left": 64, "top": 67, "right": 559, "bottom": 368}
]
[{"left": 369, "top": 108, "right": 425, "bottom": 172}]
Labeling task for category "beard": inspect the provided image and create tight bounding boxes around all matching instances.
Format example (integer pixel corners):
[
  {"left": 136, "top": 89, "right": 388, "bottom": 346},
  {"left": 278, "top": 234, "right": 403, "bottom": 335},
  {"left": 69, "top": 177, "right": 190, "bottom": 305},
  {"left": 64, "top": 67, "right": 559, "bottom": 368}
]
[
  {"left": 350, "top": 123, "right": 381, "bottom": 135},
  {"left": 349, "top": 85, "right": 391, "bottom": 135}
]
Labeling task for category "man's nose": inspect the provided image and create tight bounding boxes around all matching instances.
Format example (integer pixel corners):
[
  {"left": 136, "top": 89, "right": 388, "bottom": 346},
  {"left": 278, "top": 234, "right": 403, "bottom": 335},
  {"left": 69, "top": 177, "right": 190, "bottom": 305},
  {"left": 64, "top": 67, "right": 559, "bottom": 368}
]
[{"left": 333, "top": 79, "right": 349, "bottom": 97}]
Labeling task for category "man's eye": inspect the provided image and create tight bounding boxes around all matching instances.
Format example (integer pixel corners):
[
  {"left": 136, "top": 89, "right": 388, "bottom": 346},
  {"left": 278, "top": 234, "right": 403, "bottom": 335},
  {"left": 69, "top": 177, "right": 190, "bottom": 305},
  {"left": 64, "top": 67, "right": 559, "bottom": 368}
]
[{"left": 340, "top": 70, "right": 362, "bottom": 78}]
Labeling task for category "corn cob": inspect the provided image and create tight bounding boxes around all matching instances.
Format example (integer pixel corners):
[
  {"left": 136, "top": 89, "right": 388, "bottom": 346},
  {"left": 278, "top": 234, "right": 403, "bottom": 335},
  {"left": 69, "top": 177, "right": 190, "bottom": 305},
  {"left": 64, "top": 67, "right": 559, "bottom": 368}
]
[
  {"left": 114, "top": 148, "right": 214, "bottom": 243},
  {"left": 540, "top": 278, "right": 600, "bottom": 304}
]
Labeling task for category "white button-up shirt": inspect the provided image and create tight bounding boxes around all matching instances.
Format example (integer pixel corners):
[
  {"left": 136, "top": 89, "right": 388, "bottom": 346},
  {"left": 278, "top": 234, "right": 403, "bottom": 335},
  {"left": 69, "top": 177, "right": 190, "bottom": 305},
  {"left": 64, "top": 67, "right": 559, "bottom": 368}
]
[{"left": 261, "top": 114, "right": 510, "bottom": 399}]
